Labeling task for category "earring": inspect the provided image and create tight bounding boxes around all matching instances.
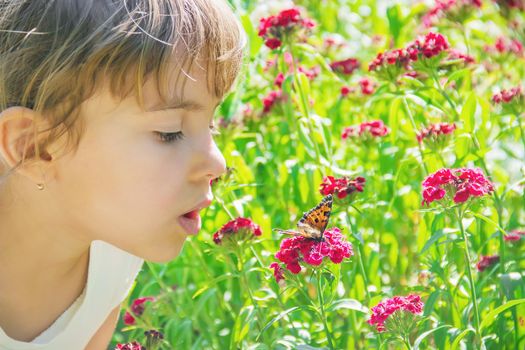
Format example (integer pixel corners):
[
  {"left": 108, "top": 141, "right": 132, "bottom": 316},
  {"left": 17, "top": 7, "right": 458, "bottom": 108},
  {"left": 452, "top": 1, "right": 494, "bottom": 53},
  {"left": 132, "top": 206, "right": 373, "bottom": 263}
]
[{"left": 36, "top": 183, "right": 45, "bottom": 190}]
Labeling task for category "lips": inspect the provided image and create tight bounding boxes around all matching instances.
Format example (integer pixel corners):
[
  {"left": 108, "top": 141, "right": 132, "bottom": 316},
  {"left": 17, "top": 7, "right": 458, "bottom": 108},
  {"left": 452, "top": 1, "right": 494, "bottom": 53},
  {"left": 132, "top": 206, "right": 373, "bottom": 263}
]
[{"left": 178, "top": 196, "right": 213, "bottom": 235}]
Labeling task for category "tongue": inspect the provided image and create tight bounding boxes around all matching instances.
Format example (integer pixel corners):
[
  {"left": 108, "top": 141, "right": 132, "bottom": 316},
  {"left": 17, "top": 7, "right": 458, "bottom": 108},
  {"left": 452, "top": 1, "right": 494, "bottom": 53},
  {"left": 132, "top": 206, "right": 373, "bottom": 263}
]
[{"left": 183, "top": 210, "right": 198, "bottom": 219}]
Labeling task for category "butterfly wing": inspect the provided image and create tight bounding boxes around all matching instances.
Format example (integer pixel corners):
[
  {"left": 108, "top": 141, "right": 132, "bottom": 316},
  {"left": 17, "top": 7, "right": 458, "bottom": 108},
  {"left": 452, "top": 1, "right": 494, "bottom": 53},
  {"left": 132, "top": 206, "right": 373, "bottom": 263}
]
[{"left": 296, "top": 194, "right": 333, "bottom": 240}]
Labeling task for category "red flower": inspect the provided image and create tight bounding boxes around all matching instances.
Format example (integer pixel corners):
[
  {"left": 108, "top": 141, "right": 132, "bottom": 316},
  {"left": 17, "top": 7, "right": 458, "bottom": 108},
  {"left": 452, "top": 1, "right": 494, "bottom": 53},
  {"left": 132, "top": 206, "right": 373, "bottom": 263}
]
[
  {"left": 213, "top": 217, "right": 262, "bottom": 245},
  {"left": 274, "top": 72, "right": 284, "bottom": 87},
  {"left": 123, "top": 296, "right": 156, "bottom": 326},
  {"left": 342, "top": 120, "right": 390, "bottom": 139},
  {"left": 115, "top": 341, "right": 144, "bottom": 350},
  {"left": 275, "top": 227, "right": 353, "bottom": 274},
  {"left": 340, "top": 85, "right": 353, "bottom": 97},
  {"left": 262, "top": 89, "right": 283, "bottom": 113},
  {"left": 476, "top": 254, "right": 500, "bottom": 272},
  {"left": 491, "top": 85, "right": 523, "bottom": 104},
  {"left": 417, "top": 122, "right": 456, "bottom": 143},
  {"left": 359, "top": 77, "right": 375, "bottom": 95},
  {"left": 319, "top": 175, "right": 366, "bottom": 200},
  {"left": 269, "top": 262, "right": 286, "bottom": 283},
  {"left": 421, "top": 168, "right": 494, "bottom": 206},
  {"left": 330, "top": 58, "right": 360, "bottom": 75},
  {"left": 368, "top": 294, "right": 424, "bottom": 332},
  {"left": 258, "top": 7, "right": 316, "bottom": 49}
]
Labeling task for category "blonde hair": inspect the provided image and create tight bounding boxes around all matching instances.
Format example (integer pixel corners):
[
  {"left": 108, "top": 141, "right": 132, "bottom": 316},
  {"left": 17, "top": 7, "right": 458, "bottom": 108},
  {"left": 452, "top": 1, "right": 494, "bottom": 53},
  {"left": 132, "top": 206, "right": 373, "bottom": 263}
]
[{"left": 0, "top": 0, "right": 246, "bottom": 180}]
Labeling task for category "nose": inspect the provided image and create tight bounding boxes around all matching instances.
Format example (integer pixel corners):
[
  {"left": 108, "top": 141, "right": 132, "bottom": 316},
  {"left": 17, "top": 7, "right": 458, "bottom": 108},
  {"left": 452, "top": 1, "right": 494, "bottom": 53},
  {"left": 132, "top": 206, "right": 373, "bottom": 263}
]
[{"left": 191, "top": 138, "right": 227, "bottom": 183}]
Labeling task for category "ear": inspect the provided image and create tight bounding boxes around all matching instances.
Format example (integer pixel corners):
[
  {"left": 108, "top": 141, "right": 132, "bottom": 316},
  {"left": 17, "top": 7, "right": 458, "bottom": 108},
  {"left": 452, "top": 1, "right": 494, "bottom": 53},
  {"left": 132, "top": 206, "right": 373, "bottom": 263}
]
[{"left": 0, "top": 106, "right": 53, "bottom": 184}]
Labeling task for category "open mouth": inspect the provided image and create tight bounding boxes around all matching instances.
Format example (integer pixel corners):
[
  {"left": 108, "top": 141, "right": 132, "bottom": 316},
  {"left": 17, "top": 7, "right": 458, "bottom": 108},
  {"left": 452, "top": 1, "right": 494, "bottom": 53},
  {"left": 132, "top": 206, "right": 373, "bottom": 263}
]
[{"left": 178, "top": 209, "right": 202, "bottom": 235}]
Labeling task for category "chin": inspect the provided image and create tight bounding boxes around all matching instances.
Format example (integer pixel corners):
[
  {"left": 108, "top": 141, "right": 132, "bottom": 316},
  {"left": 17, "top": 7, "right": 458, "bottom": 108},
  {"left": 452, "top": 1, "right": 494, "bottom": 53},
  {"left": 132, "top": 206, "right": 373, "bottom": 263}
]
[{"left": 145, "top": 238, "right": 187, "bottom": 263}]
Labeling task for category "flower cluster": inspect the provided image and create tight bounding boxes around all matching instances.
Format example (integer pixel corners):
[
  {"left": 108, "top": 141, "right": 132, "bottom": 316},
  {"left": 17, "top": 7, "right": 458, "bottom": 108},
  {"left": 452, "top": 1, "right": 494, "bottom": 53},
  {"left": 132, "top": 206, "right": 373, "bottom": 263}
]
[
  {"left": 115, "top": 341, "right": 143, "bottom": 350},
  {"left": 275, "top": 227, "right": 353, "bottom": 274},
  {"left": 476, "top": 254, "right": 500, "bottom": 271},
  {"left": 330, "top": 57, "right": 360, "bottom": 75},
  {"left": 491, "top": 85, "right": 524, "bottom": 104},
  {"left": 124, "top": 296, "right": 155, "bottom": 326},
  {"left": 319, "top": 175, "right": 366, "bottom": 200},
  {"left": 368, "top": 32, "right": 450, "bottom": 73},
  {"left": 368, "top": 294, "right": 424, "bottom": 332},
  {"left": 258, "top": 8, "right": 315, "bottom": 49},
  {"left": 504, "top": 229, "right": 525, "bottom": 242},
  {"left": 416, "top": 122, "right": 456, "bottom": 143},
  {"left": 342, "top": 120, "right": 390, "bottom": 140},
  {"left": 422, "top": 0, "right": 482, "bottom": 27},
  {"left": 213, "top": 217, "right": 262, "bottom": 245},
  {"left": 421, "top": 168, "right": 495, "bottom": 206}
]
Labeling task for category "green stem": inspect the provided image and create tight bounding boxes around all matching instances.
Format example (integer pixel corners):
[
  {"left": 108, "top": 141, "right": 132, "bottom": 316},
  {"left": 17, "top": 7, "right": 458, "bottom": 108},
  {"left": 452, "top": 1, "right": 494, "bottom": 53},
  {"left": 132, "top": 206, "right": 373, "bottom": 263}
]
[
  {"left": 316, "top": 269, "right": 335, "bottom": 350},
  {"left": 455, "top": 208, "right": 481, "bottom": 345},
  {"left": 346, "top": 208, "right": 371, "bottom": 303},
  {"left": 402, "top": 97, "right": 429, "bottom": 175}
]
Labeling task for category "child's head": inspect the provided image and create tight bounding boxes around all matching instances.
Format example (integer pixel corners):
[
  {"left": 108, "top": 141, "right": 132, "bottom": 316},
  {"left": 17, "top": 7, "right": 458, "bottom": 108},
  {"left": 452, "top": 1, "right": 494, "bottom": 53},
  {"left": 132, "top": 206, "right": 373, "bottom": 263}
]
[{"left": 0, "top": 0, "right": 246, "bottom": 262}]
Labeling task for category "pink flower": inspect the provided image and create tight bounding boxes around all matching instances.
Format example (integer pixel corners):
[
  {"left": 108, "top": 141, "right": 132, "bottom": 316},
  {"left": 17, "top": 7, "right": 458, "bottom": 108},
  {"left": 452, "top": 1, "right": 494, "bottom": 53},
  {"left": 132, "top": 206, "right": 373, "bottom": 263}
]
[
  {"left": 330, "top": 58, "right": 360, "bottom": 75},
  {"left": 485, "top": 36, "right": 524, "bottom": 56},
  {"left": 422, "top": 0, "right": 483, "bottom": 26},
  {"left": 421, "top": 168, "right": 494, "bottom": 206},
  {"left": 417, "top": 122, "right": 456, "bottom": 143},
  {"left": 504, "top": 229, "right": 525, "bottom": 242},
  {"left": 269, "top": 262, "right": 286, "bottom": 283},
  {"left": 123, "top": 296, "right": 156, "bottom": 326},
  {"left": 446, "top": 49, "right": 475, "bottom": 64},
  {"left": 476, "top": 254, "right": 500, "bottom": 272},
  {"left": 298, "top": 65, "right": 321, "bottom": 80},
  {"left": 258, "top": 8, "right": 316, "bottom": 49},
  {"left": 368, "top": 294, "right": 424, "bottom": 332},
  {"left": 342, "top": 120, "right": 390, "bottom": 139},
  {"left": 319, "top": 175, "right": 366, "bottom": 200},
  {"left": 213, "top": 217, "right": 262, "bottom": 245},
  {"left": 115, "top": 341, "right": 144, "bottom": 350},
  {"left": 275, "top": 227, "right": 353, "bottom": 274}
]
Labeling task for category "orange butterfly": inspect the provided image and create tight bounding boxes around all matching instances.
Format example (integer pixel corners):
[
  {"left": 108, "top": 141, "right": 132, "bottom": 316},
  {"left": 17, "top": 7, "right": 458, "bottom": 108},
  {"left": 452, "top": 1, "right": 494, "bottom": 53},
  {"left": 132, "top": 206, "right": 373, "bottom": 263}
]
[{"left": 273, "top": 194, "right": 333, "bottom": 242}]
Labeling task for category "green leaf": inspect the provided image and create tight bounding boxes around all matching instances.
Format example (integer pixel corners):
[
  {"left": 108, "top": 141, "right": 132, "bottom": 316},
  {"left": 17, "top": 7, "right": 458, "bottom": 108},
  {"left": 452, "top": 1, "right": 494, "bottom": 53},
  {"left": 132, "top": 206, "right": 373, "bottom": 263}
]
[
  {"left": 326, "top": 298, "right": 368, "bottom": 313},
  {"left": 413, "top": 325, "right": 451, "bottom": 350},
  {"left": 479, "top": 298, "right": 525, "bottom": 331},
  {"left": 255, "top": 306, "right": 317, "bottom": 341},
  {"left": 460, "top": 92, "right": 477, "bottom": 133},
  {"left": 451, "top": 328, "right": 475, "bottom": 350}
]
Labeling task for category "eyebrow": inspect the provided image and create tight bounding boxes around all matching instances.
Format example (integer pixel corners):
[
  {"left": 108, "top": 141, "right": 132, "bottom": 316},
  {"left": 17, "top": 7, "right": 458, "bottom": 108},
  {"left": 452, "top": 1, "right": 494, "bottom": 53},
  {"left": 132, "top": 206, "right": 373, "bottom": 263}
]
[{"left": 147, "top": 99, "right": 221, "bottom": 112}]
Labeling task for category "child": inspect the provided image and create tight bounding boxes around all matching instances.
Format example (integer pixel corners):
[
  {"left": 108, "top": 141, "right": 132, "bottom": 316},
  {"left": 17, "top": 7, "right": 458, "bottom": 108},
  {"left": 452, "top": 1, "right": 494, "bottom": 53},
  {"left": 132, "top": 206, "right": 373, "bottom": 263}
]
[{"left": 0, "top": 0, "right": 245, "bottom": 348}]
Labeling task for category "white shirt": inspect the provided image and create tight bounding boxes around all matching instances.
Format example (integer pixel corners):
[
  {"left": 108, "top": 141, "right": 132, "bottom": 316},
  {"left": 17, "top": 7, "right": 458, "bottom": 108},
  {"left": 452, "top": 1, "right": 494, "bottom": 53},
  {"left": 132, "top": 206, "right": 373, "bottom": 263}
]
[{"left": 0, "top": 240, "right": 144, "bottom": 350}]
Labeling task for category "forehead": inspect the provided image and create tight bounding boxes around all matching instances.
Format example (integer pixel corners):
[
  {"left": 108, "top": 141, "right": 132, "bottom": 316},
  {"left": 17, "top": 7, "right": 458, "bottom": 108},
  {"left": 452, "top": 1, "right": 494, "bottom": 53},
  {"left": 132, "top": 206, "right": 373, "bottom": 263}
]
[{"left": 142, "top": 53, "right": 220, "bottom": 111}]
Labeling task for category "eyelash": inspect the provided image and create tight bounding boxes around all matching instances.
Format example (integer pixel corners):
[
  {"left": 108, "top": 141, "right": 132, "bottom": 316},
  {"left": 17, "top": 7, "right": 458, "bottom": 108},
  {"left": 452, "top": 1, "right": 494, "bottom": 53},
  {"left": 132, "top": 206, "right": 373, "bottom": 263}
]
[{"left": 156, "top": 125, "right": 221, "bottom": 144}]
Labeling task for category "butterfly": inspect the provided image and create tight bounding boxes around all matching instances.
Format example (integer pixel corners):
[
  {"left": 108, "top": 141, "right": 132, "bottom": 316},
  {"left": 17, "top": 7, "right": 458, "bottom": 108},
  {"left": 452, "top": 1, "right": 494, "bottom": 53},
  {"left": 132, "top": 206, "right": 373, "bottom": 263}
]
[{"left": 273, "top": 194, "right": 333, "bottom": 242}]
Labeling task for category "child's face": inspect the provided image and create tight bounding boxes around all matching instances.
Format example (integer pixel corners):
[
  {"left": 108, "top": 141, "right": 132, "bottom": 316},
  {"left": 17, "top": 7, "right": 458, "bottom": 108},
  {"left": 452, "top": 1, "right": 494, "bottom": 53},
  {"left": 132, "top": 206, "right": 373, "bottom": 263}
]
[{"left": 49, "top": 61, "right": 226, "bottom": 262}]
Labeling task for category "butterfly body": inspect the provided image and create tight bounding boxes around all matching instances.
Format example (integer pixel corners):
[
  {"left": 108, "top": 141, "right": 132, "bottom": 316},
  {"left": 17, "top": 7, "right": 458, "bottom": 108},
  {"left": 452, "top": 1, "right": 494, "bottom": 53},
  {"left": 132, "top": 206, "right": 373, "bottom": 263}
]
[{"left": 274, "top": 195, "right": 333, "bottom": 242}]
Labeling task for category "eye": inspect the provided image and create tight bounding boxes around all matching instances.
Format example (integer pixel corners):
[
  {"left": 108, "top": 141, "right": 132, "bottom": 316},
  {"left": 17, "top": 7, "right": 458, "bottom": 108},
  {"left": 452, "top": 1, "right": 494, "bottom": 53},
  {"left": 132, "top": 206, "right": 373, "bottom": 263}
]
[{"left": 155, "top": 131, "right": 185, "bottom": 143}]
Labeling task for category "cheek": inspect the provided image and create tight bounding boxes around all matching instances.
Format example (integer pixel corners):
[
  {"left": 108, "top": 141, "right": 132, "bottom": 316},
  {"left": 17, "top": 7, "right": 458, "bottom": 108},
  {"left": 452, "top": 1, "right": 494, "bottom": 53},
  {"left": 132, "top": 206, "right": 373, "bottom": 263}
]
[{"left": 54, "top": 132, "right": 191, "bottom": 235}]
